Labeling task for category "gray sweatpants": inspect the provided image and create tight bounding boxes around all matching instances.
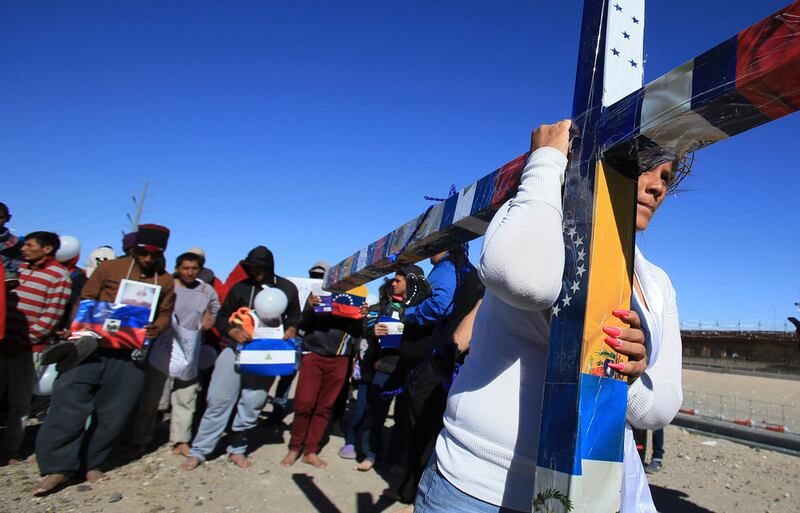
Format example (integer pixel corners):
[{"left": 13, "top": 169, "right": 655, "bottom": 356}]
[{"left": 188, "top": 347, "right": 274, "bottom": 460}]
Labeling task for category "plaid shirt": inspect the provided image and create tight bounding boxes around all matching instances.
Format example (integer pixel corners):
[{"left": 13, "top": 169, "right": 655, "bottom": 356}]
[{"left": 4, "top": 256, "right": 72, "bottom": 352}]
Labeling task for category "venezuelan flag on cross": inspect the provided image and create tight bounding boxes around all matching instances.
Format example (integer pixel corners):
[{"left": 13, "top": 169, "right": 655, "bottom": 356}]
[
  {"left": 331, "top": 286, "right": 367, "bottom": 319},
  {"left": 70, "top": 300, "right": 150, "bottom": 349}
]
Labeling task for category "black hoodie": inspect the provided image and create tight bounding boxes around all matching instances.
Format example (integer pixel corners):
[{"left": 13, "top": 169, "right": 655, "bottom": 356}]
[{"left": 215, "top": 276, "right": 301, "bottom": 348}]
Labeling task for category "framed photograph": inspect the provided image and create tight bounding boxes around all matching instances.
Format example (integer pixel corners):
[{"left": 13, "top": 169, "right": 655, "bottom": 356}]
[{"left": 115, "top": 279, "right": 161, "bottom": 322}]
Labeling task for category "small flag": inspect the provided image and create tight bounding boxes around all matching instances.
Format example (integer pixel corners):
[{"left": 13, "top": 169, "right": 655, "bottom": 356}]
[
  {"left": 331, "top": 285, "right": 367, "bottom": 319},
  {"left": 377, "top": 316, "right": 404, "bottom": 349}
]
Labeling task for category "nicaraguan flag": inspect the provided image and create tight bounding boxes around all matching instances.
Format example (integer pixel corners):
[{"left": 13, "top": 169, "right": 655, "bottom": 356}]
[{"left": 237, "top": 338, "right": 298, "bottom": 377}]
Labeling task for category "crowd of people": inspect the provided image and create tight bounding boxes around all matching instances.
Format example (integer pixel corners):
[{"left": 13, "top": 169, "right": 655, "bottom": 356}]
[
  {"left": 1, "top": 119, "right": 683, "bottom": 513},
  {"left": 0, "top": 201, "right": 485, "bottom": 511}
]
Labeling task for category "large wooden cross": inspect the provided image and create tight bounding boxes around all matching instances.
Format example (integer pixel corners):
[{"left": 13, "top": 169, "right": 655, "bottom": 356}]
[{"left": 324, "top": 1, "right": 800, "bottom": 511}]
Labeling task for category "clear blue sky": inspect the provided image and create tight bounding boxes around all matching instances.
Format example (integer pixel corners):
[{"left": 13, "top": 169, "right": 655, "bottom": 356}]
[{"left": 2, "top": 0, "right": 798, "bottom": 330}]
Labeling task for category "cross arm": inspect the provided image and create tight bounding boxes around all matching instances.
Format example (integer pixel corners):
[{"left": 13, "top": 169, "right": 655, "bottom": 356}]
[
  {"left": 324, "top": 0, "right": 800, "bottom": 293},
  {"left": 323, "top": 153, "right": 529, "bottom": 291},
  {"left": 602, "top": 0, "right": 800, "bottom": 174}
]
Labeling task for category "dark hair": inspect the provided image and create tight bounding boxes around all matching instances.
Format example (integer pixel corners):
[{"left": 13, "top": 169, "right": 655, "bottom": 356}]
[
  {"left": 25, "top": 231, "right": 60, "bottom": 256},
  {"left": 0, "top": 202, "right": 8, "bottom": 216},
  {"left": 175, "top": 252, "right": 203, "bottom": 268},
  {"left": 668, "top": 153, "right": 694, "bottom": 193}
]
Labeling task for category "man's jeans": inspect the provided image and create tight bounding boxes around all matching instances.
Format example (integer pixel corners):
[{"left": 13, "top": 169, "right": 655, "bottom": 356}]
[{"left": 188, "top": 347, "right": 274, "bottom": 460}]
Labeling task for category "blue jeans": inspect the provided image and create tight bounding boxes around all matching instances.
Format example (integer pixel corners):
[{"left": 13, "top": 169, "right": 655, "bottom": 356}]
[
  {"left": 415, "top": 455, "right": 521, "bottom": 513},
  {"left": 343, "top": 381, "right": 369, "bottom": 446},
  {"left": 651, "top": 428, "right": 664, "bottom": 460}
]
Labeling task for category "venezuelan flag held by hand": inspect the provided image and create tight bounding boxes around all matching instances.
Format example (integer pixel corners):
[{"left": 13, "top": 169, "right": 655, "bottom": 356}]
[
  {"left": 70, "top": 300, "right": 150, "bottom": 349},
  {"left": 331, "top": 286, "right": 367, "bottom": 319}
]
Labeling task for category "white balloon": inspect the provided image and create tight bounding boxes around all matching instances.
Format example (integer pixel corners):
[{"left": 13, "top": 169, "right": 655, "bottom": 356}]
[
  {"left": 34, "top": 364, "right": 58, "bottom": 396},
  {"left": 56, "top": 235, "right": 81, "bottom": 263},
  {"left": 254, "top": 287, "right": 288, "bottom": 321}
]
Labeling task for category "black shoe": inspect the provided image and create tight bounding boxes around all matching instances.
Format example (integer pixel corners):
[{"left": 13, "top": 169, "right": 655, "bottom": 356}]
[{"left": 645, "top": 458, "right": 663, "bottom": 474}]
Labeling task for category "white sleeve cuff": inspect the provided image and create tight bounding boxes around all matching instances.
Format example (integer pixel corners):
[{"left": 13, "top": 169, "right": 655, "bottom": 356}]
[{"left": 626, "top": 377, "right": 655, "bottom": 422}]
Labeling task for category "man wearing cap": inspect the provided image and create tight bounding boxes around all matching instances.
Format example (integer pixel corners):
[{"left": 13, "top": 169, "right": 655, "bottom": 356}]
[
  {"left": 33, "top": 224, "right": 175, "bottom": 495},
  {"left": 280, "top": 260, "right": 363, "bottom": 469},
  {"left": 186, "top": 247, "right": 224, "bottom": 292},
  {"left": 182, "top": 245, "right": 300, "bottom": 470},
  {"left": 121, "top": 231, "right": 137, "bottom": 257},
  {"left": 1, "top": 231, "right": 71, "bottom": 465}
]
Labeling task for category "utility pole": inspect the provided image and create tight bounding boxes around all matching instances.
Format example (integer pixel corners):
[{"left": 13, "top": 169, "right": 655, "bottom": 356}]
[{"left": 123, "top": 181, "right": 148, "bottom": 236}]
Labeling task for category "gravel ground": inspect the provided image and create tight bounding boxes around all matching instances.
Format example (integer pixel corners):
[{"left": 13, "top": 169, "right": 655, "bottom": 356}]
[
  {"left": 646, "top": 426, "right": 799, "bottom": 513},
  {"left": 1, "top": 423, "right": 798, "bottom": 513}
]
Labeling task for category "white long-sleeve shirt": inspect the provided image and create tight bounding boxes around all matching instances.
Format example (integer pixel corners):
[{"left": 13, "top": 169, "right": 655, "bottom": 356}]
[{"left": 435, "top": 147, "right": 683, "bottom": 512}]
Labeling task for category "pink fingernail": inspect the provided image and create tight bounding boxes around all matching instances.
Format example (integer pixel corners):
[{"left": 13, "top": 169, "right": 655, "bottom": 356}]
[
  {"left": 604, "top": 336, "right": 622, "bottom": 348},
  {"left": 607, "top": 363, "right": 625, "bottom": 371},
  {"left": 612, "top": 310, "right": 630, "bottom": 317},
  {"left": 602, "top": 326, "right": 621, "bottom": 337}
]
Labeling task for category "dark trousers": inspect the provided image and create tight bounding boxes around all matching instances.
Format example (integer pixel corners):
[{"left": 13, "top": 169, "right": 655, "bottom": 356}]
[
  {"left": 129, "top": 363, "right": 169, "bottom": 447},
  {"left": 343, "top": 382, "right": 369, "bottom": 447},
  {"left": 360, "top": 369, "right": 408, "bottom": 463},
  {"left": 651, "top": 428, "right": 665, "bottom": 460},
  {"left": 35, "top": 352, "right": 145, "bottom": 475},
  {"left": 397, "top": 361, "right": 449, "bottom": 503},
  {"left": 288, "top": 352, "right": 348, "bottom": 454}
]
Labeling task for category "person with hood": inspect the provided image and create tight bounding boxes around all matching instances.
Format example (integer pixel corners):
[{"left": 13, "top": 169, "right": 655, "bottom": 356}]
[
  {"left": 355, "top": 265, "right": 432, "bottom": 472},
  {"left": 182, "top": 246, "right": 301, "bottom": 471},
  {"left": 33, "top": 225, "right": 175, "bottom": 494},
  {"left": 390, "top": 245, "right": 484, "bottom": 505}
]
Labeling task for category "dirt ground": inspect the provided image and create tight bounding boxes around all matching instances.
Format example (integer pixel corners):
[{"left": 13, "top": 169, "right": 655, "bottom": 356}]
[{"left": 1, "top": 421, "right": 798, "bottom": 513}]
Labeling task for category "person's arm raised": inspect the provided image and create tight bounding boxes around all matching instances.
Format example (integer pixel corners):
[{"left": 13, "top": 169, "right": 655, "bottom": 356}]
[{"left": 479, "top": 120, "right": 570, "bottom": 311}]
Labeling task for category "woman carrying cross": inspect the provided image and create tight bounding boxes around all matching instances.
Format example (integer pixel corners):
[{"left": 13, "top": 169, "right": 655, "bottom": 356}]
[{"left": 414, "top": 120, "right": 684, "bottom": 513}]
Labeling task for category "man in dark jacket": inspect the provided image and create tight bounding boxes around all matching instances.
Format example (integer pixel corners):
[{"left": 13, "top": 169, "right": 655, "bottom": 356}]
[
  {"left": 183, "top": 246, "right": 300, "bottom": 470},
  {"left": 280, "top": 268, "right": 362, "bottom": 469}
]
